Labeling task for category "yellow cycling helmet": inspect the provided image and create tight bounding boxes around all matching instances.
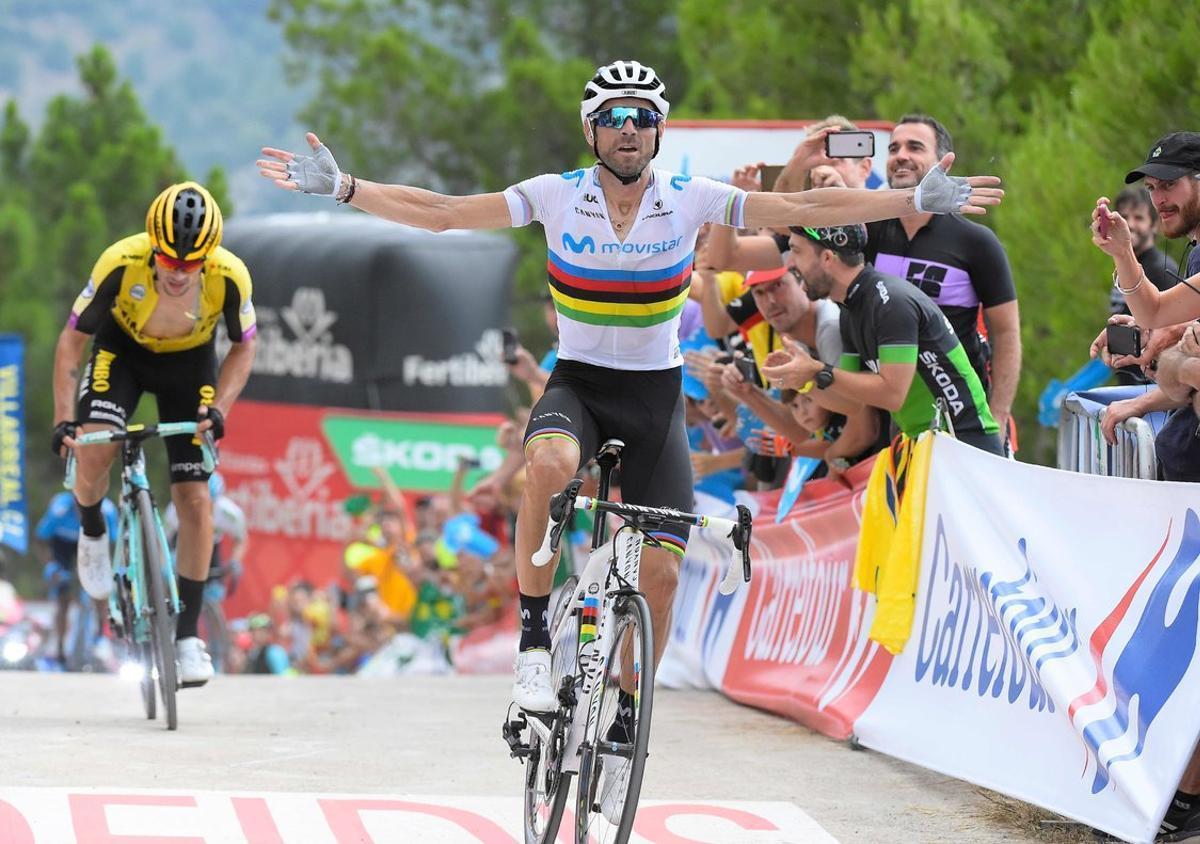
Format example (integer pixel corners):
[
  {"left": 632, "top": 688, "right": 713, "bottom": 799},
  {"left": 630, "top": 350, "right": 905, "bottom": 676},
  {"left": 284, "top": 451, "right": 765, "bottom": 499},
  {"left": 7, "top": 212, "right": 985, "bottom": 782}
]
[{"left": 145, "top": 181, "right": 223, "bottom": 262}]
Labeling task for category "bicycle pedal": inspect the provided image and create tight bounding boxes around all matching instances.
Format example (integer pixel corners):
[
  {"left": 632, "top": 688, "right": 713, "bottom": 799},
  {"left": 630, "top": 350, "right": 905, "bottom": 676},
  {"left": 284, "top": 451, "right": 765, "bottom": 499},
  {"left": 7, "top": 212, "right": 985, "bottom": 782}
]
[{"left": 501, "top": 714, "right": 532, "bottom": 759}]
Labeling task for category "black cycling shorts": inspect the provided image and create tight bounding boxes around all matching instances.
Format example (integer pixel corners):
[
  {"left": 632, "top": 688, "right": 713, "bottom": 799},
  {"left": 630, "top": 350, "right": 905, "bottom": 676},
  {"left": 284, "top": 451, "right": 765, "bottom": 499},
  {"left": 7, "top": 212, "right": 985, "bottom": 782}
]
[
  {"left": 524, "top": 359, "right": 694, "bottom": 557},
  {"left": 76, "top": 322, "right": 217, "bottom": 483}
]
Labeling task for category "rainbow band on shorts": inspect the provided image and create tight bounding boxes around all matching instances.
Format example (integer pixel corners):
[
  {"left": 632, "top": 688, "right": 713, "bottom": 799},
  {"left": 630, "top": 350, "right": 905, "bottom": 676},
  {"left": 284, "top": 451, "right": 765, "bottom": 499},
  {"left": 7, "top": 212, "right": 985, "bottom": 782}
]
[{"left": 524, "top": 427, "right": 579, "bottom": 454}]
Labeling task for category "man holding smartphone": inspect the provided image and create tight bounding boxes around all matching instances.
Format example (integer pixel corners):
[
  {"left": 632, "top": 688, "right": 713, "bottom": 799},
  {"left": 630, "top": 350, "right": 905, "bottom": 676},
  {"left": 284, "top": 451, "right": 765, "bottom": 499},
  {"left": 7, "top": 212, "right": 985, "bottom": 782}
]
[{"left": 863, "top": 115, "right": 1021, "bottom": 447}]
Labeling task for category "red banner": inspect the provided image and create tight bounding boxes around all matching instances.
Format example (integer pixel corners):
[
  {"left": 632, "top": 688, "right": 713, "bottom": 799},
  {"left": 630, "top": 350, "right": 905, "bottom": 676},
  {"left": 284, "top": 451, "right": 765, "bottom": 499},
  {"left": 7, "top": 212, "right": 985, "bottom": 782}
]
[{"left": 719, "top": 464, "right": 893, "bottom": 739}]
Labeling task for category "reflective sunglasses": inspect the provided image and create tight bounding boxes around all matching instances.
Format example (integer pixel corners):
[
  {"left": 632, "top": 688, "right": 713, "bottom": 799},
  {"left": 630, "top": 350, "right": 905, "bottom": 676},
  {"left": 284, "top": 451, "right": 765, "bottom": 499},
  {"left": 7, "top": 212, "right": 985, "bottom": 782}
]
[
  {"left": 587, "top": 106, "right": 664, "bottom": 130},
  {"left": 154, "top": 251, "right": 205, "bottom": 273}
]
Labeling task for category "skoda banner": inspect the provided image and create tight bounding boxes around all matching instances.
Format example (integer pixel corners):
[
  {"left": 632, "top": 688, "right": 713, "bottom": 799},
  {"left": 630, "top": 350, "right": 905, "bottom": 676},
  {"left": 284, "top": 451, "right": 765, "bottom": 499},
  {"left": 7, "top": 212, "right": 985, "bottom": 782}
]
[
  {"left": 218, "top": 400, "right": 503, "bottom": 617},
  {"left": 0, "top": 335, "right": 26, "bottom": 554}
]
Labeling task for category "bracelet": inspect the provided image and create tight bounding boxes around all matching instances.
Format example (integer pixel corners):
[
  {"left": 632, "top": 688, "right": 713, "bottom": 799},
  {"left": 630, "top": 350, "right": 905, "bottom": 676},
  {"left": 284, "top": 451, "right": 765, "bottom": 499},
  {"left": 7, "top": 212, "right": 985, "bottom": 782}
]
[
  {"left": 1113, "top": 268, "right": 1144, "bottom": 295},
  {"left": 336, "top": 173, "right": 357, "bottom": 205}
]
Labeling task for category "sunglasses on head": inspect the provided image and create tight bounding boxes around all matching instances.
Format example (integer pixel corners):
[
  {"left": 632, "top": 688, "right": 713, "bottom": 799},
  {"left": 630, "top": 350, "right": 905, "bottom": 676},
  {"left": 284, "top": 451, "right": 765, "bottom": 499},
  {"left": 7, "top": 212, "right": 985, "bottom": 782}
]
[
  {"left": 154, "top": 251, "right": 205, "bottom": 272},
  {"left": 587, "top": 106, "right": 663, "bottom": 130}
]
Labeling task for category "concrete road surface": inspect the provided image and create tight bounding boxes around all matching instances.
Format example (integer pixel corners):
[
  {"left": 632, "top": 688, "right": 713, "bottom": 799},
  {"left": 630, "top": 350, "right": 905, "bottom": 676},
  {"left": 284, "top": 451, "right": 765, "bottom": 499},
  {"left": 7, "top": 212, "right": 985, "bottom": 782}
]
[{"left": 0, "top": 673, "right": 1091, "bottom": 842}]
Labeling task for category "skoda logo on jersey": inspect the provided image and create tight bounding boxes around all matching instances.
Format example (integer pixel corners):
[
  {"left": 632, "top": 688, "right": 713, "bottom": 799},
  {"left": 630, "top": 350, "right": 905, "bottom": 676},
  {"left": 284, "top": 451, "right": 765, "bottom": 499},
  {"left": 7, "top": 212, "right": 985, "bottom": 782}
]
[
  {"left": 1071, "top": 509, "right": 1200, "bottom": 794},
  {"left": 129, "top": 284, "right": 147, "bottom": 302},
  {"left": 562, "top": 233, "right": 597, "bottom": 254},
  {"left": 670, "top": 175, "right": 691, "bottom": 191}
]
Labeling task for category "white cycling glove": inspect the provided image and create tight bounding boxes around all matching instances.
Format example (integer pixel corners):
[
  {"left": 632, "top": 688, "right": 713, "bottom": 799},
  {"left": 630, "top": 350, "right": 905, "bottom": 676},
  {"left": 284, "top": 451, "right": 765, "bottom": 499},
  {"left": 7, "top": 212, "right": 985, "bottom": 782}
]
[
  {"left": 285, "top": 143, "right": 345, "bottom": 197},
  {"left": 913, "top": 164, "right": 972, "bottom": 214}
]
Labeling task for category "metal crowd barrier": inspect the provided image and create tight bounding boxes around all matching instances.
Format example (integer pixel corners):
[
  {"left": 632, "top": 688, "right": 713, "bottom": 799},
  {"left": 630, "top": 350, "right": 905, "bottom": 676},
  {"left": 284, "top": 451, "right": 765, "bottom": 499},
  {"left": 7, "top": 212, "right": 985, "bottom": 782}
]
[{"left": 1056, "top": 386, "right": 1162, "bottom": 480}]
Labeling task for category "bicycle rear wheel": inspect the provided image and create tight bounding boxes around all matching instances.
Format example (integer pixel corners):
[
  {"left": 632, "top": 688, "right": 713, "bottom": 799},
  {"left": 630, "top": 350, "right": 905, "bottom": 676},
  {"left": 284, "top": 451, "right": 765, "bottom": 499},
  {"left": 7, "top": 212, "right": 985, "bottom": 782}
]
[
  {"left": 575, "top": 592, "right": 654, "bottom": 844},
  {"left": 523, "top": 575, "right": 578, "bottom": 844},
  {"left": 137, "top": 490, "right": 178, "bottom": 731}
]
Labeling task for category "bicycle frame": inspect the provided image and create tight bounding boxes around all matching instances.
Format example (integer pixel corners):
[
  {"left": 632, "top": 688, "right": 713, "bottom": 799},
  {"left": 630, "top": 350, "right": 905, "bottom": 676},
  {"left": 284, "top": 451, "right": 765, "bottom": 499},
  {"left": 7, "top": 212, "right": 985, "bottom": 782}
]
[{"left": 65, "top": 422, "right": 214, "bottom": 642}]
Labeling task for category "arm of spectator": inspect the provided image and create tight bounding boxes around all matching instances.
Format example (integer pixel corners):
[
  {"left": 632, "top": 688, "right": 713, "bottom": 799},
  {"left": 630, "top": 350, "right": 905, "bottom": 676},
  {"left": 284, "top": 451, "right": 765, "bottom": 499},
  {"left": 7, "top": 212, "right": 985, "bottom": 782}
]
[
  {"left": 1094, "top": 199, "right": 1200, "bottom": 328},
  {"left": 507, "top": 345, "right": 549, "bottom": 403},
  {"left": 705, "top": 218, "right": 781, "bottom": 274},
  {"left": 371, "top": 465, "right": 415, "bottom": 540},
  {"left": 449, "top": 459, "right": 471, "bottom": 514},
  {"left": 983, "top": 300, "right": 1021, "bottom": 433},
  {"left": 1100, "top": 388, "right": 1185, "bottom": 445},
  {"left": 720, "top": 362, "right": 813, "bottom": 446},
  {"left": 774, "top": 126, "right": 838, "bottom": 194},
  {"left": 761, "top": 337, "right": 913, "bottom": 413},
  {"left": 697, "top": 268, "right": 739, "bottom": 337},
  {"left": 1156, "top": 344, "right": 1200, "bottom": 403},
  {"left": 692, "top": 448, "right": 744, "bottom": 479}
]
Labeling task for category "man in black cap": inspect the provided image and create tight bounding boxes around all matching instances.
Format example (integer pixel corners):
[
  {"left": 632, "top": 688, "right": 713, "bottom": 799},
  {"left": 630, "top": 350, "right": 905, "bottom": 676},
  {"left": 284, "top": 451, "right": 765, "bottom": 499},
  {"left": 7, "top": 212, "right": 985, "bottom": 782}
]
[
  {"left": 761, "top": 224, "right": 1003, "bottom": 455},
  {"left": 1094, "top": 133, "right": 1200, "bottom": 842}
]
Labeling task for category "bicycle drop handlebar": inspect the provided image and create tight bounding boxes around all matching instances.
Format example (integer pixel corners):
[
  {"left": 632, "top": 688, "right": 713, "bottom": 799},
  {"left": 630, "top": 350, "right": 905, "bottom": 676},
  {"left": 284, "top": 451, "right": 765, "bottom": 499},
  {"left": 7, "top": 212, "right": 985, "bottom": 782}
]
[
  {"left": 532, "top": 480, "right": 753, "bottom": 595},
  {"left": 63, "top": 422, "right": 217, "bottom": 489}
]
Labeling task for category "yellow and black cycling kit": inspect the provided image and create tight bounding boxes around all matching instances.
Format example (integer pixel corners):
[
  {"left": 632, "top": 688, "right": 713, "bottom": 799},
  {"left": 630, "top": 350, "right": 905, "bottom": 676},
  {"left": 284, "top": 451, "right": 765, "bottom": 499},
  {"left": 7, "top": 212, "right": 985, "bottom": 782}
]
[
  {"left": 69, "top": 232, "right": 256, "bottom": 482},
  {"left": 69, "top": 232, "right": 255, "bottom": 352}
]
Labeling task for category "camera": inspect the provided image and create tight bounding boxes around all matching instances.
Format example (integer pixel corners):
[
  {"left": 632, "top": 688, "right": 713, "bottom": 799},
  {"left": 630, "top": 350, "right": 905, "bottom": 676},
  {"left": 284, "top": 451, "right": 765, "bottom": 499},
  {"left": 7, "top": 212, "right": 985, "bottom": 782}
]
[
  {"left": 458, "top": 455, "right": 482, "bottom": 470},
  {"left": 1106, "top": 323, "right": 1142, "bottom": 358},
  {"left": 501, "top": 328, "right": 519, "bottom": 365},
  {"left": 734, "top": 354, "right": 758, "bottom": 385}
]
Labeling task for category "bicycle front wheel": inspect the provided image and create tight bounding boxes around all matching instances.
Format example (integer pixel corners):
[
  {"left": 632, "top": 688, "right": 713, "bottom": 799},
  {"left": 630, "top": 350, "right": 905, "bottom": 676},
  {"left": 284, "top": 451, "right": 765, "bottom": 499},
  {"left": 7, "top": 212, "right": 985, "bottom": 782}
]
[
  {"left": 575, "top": 592, "right": 655, "bottom": 844},
  {"left": 523, "top": 575, "right": 578, "bottom": 844},
  {"left": 137, "top": 490, "right": 178, "bottom": 731}
]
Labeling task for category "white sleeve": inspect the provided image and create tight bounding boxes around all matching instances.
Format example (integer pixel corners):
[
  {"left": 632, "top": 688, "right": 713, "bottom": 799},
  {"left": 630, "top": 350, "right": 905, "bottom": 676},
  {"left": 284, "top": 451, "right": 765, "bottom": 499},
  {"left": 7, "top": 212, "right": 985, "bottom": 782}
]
[
  {"left": 502, "top": 172, "right": 576, "bottom": 227},
  {"left": 214, "top": 497, "right": 248, "bottom": 541},
  {"left": 814, "top": 300, "right": 845, "bottom": 365},
  {"left": 679, "top": 175, "right": 748, "bottom": 228}
]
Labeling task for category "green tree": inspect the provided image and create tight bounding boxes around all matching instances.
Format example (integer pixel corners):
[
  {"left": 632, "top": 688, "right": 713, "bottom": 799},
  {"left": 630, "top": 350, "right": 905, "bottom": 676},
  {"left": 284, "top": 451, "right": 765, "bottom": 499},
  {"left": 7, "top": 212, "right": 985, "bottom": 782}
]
[{"left": 0, "top": 45, "right": 223, "bottom": 585}]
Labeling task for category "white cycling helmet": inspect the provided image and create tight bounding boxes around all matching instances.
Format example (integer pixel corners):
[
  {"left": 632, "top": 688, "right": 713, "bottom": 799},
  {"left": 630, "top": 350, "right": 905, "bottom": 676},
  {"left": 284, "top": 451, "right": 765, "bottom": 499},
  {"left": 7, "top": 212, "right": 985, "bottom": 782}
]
[{"left": 580, "top": 60, "right": 670, "bottom": 124}]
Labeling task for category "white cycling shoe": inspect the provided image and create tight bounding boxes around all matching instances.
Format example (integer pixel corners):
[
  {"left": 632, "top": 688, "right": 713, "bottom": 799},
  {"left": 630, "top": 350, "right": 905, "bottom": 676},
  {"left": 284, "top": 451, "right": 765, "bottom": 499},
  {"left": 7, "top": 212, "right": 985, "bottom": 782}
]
[
  {"left": 512, "top": 649, "right": 556, "bottom": 712},
  {"left": 598, "top": 751, "right": 633, "bottom": 825},
  {"left": 76, "top": 531, "right": 113, "bottom": 600},
  {"left": 177, "top": 637, "right": 214, "bottom": 687}
]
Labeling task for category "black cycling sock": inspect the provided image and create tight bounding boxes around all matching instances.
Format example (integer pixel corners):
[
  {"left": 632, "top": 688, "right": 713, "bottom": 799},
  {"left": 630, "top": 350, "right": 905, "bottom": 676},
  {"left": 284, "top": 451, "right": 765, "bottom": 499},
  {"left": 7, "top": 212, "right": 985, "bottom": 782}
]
[
  {"left": 605, "top": 690, "right": 637, "bottom": 744},
  {"left": 175, "top": 576, "right": 205, "bottom": 640},
  {"left": 518, "top": 592, "right": 551, "bottom": 652},
  {"left": 76, "top": 498, "right": 106, "bottom": 538},
  {"left": 1175, "top": 790, "right": 1200, "bottom": 811}
]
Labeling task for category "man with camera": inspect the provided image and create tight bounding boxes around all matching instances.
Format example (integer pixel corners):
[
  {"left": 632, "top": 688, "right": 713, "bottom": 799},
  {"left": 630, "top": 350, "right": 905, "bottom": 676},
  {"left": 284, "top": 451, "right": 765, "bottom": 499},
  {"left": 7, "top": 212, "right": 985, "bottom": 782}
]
[
  {"left": 1092, "top": 132, "right": 1200, "bottom": 842},
  {"left": 1093, "top": 132, "right": 1200, "bottom": 485}
]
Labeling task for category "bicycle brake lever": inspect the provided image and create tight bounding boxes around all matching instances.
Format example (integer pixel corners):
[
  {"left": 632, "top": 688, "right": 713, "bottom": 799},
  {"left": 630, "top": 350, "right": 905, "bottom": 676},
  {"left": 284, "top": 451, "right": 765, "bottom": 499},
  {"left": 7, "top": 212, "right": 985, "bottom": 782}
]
[
  {"left": 532, "top": 478, "right": 583, "bottom": 567},
  {"left": 736, "top": 504, "right": 753, "bottom": 583}
]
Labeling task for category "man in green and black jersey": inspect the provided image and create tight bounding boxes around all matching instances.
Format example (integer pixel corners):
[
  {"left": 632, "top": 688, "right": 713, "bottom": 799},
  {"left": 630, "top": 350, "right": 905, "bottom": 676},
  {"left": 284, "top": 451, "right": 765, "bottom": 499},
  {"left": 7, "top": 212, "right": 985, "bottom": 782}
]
[{"left": 761, "top": 224, "right": 1003, "bottom": 455}]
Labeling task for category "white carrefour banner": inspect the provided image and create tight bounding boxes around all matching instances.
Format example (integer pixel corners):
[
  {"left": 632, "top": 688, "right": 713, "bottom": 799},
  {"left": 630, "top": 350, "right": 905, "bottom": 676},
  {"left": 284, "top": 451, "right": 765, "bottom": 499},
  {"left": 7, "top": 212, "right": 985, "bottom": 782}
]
[{"left": 854, "top": 434, "right": 1200, "bottom": 844}]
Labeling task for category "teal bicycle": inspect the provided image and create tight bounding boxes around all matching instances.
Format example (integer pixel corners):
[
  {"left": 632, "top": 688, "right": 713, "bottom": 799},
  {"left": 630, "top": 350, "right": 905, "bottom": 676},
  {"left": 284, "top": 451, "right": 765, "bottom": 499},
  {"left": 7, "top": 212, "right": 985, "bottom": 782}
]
[{"left": 66, "top": 421, "right": 215, "bottom": 731}]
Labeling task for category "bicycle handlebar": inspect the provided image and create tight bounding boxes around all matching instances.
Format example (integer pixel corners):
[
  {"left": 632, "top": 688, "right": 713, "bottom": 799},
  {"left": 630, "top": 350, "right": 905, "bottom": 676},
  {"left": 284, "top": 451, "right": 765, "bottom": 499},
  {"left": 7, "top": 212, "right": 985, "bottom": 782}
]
[
  {"left": 532, "top": 481, "right": 753, "bottom": 594},
  {"left": 64, "top": 422, "right": 217, "bottom": 489}
]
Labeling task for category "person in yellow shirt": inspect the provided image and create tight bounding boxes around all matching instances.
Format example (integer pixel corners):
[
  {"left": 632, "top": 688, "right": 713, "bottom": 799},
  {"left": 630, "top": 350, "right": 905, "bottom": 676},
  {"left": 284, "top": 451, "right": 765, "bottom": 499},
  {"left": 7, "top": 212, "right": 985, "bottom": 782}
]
[
  {"left": 343, "top": 509, "right": 418, "bottom": 622},
  {"left": 50, "top": 182, "right": 257, "bottom": 688}
]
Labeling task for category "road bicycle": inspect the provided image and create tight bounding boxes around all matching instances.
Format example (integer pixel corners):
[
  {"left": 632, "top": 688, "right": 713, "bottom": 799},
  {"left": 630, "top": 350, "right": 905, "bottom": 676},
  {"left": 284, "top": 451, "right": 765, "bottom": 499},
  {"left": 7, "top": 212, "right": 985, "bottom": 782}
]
[
  {"left": 66, "top": 421, "right": 215, "bottom": 731},
  {"left": 504, "top": 439, "right": 753, "bottom": 843}
]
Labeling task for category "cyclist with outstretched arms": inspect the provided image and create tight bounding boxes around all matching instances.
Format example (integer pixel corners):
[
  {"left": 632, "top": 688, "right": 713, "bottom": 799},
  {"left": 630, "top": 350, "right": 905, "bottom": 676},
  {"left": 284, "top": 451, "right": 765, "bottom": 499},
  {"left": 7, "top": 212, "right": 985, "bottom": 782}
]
[
  {"left": 258, "top": 60, "right": 1003, "bottom": 714},
  {"left": 51, "top": 182, "right": 257, "bottom": 688}
]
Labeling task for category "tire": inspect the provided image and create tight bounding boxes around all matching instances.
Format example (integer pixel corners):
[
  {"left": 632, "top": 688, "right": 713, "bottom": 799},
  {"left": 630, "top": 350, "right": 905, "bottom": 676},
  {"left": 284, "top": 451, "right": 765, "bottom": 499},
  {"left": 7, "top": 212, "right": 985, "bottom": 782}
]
[
  {"left": 199, "top": 599, "right": 229, "bottom": 673},
  {"left": 523, "top": 575, "right": 579, "bottom": 844},
  {"left": 139, "top": 641, "right": 156, "bottom": 720},
  {"left": 575, "top": 593, "right": 654, "bottom": 844},
  {"left": 137, "top": 490, "right": 178, "bottom": 731}
]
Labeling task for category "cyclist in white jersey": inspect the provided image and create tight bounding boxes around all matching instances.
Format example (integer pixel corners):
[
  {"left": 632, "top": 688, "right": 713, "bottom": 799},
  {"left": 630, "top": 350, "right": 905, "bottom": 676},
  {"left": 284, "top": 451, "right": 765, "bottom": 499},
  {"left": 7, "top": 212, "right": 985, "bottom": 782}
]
[{"left": 257, "top": 60, "right": 1003, "bottom": 717}]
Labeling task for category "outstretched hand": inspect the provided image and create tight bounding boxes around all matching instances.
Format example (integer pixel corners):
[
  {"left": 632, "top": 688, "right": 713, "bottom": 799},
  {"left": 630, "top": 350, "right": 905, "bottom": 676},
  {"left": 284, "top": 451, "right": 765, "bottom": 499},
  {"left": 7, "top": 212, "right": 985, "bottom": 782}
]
[
  {"left": 257, "top": 132, "right": 344, "bottom": 196},
  {"left": 913, "top": 153, "right": 1004, "bottom": 216}
]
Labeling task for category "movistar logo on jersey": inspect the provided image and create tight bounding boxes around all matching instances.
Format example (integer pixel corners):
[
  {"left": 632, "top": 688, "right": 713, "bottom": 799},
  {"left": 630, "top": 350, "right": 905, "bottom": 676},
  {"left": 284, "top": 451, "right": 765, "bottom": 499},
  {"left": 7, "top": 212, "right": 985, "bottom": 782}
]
[{"left": 562, "top": 232, "right": 685, "bottom": 256}]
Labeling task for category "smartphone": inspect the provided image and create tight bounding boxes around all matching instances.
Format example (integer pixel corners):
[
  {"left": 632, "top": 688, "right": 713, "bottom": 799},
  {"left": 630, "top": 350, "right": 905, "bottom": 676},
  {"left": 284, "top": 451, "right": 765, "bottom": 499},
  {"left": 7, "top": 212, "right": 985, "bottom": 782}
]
[
  {"left": 714, "top": 353, "right": 734, "bottom": 366},
  {"left": 1097, "top": 201, "right": 1110, "bottom": 239},
  {"left": 735, "top": 354, "right": 758, "bottom": 384},
  {"left": 825, "top": 131, "right": 875, "bottom": 159},
  {"left": 759, "top": 164, "right": 785, "bottom": 192},
  {"left": 501, "top": 328, "right": 519, "bottom": 364},
  {"left": 1106, "top": 323, "right": 1142, "bottom": 358}
]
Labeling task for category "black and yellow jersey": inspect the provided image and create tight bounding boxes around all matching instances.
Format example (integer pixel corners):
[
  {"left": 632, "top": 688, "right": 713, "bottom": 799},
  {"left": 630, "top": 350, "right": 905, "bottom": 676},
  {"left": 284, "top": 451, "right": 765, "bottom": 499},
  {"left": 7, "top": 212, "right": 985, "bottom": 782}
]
[{"left": 69, "top": 232, "right": 256, "bottom": 353}]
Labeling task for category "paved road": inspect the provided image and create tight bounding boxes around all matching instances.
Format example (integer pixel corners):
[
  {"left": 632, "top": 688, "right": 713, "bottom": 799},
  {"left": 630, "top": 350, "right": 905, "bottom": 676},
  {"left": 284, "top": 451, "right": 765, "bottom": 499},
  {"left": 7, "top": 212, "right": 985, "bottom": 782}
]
[{"left": 0, "top": 673, "right": 1085, "bottom": 842}]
